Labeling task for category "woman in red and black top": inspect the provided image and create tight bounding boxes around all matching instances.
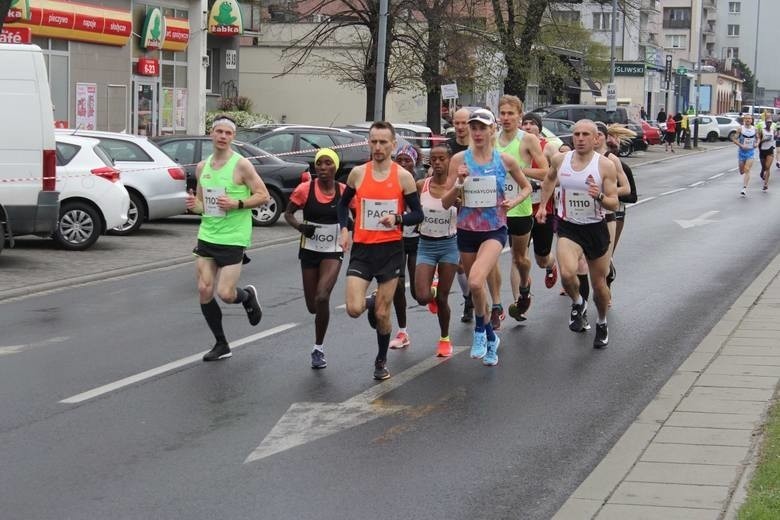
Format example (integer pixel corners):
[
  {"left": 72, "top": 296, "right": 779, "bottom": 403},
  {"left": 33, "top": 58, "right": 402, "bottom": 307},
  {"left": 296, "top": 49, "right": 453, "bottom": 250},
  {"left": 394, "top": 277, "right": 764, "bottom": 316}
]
[{"left": 284, "top": 148, "right": 352, "bottom": 369}]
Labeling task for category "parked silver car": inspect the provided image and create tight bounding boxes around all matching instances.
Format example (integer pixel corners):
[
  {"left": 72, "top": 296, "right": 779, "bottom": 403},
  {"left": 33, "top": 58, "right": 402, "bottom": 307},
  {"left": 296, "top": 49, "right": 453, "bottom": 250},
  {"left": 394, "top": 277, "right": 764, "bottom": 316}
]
[
  {"left": 715, "top": 116, "right": 741, "bottom": 141},
  {"left": 55, "top": 129, "right": 187, "bottom": 234}
]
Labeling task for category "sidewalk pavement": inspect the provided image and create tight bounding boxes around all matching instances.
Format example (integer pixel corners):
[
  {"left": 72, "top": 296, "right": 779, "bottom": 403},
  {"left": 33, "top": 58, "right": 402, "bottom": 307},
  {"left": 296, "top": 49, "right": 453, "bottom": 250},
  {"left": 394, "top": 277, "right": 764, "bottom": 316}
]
[{"left": 553, "top": 253, "right": 780, "bottom": 519}]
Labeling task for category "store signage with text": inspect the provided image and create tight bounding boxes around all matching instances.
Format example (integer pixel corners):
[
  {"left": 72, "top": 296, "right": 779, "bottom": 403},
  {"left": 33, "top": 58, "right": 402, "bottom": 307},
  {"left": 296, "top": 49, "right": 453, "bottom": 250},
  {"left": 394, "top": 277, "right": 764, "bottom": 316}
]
[
  {"left": 4, "top": 0, "right": 31, "bottom": 22},
  {"left": 163, "top": 18, "right": 189, "bottom": 52},
  {"left": 136, "top": 58, "right": 159, "bottom": 76},
  {"left": 141, "top": 7, "right": 165, "bottom": 50},
  {"left": 208, "top": 0, "right": 243, "bottom": 36},
  {"left": 0, "top": 26, "right": 32, "bottom": 44},
  {"left": 614, "top": 62, "right": 645, "bottom": 77},
  {"left": 13, "top": 0, "right": 131, "bottom": 47}
]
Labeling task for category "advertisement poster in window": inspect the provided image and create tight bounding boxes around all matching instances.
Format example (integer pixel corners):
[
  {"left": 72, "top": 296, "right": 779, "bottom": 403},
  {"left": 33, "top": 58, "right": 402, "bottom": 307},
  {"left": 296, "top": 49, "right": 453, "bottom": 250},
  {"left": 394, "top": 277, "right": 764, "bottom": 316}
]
[
  {"left": 175, "top": 88, "right": 187, "bottom": 130},
  {"left": 161, "top": 87, "right": 174, "bottom": 132},
  {"left": 76, "top": 83, "right": 97, "bottom": 130}
]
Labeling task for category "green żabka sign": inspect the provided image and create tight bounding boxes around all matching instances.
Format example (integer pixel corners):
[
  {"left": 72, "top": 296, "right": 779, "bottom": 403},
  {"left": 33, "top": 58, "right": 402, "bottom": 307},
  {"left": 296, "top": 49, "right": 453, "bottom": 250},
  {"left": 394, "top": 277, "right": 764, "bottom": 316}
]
[{"left": 614, "top": 62, "right": 645, "bottom": 77}]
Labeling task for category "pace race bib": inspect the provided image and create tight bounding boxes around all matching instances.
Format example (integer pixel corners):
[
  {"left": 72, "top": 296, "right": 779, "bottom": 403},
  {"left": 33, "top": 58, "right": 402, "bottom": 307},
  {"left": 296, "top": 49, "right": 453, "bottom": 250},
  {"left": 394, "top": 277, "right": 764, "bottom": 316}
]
[
  {"left": 419, "top": 207, "right": 453, "bottom": 237},
  {"left": 563, "top": 190, "right": 598, "bottom": 220},
  {"left": 203, "top": 187, "right": 226, "bottom": 217},
  {"left": 301, "top": 222, "right": 342, "bottom": 253},
  {"left": 361, "top": 198, "right": 398, "bottom": 231},
  {"left": 463, "top": 176, "right": 497, "bottom": 208}
]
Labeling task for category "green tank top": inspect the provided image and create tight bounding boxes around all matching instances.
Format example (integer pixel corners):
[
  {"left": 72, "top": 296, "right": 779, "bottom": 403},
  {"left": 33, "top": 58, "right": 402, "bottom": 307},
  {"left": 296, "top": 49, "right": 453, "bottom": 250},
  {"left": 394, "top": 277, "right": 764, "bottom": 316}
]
[
  {"left": 197, "top": 152, "right": 252, "bottom": 247},
  {"left": 495, "top": 131, "right": 532, "bottom": 217}
]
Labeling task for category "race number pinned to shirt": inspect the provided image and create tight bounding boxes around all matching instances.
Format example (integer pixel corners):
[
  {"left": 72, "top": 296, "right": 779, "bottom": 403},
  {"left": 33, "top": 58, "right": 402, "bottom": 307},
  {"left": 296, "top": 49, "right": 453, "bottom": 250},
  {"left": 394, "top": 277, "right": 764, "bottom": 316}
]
[
  {"left": 420, "top": 207, "right": 453, "bottom": 237},
  {"left": 530, "top": 181, "right": 542, "bottom": 205},
  {"left": 301, "top": 222, "right": 342, "bottom": 253},
  {"left": 463, "top": 176, "right": 497, "bottom": 208},
  {"left": 563, "top": 190, "right": 597, "bottom": 220},
  {"left": 203, "top": 187, "right": 226, "bottom": 217},
  {"left": 361, "top": 198, "right": 398, "bottom": 230},
  {"left": 504, "top": 176, "right": 519, "bottom": 199}
]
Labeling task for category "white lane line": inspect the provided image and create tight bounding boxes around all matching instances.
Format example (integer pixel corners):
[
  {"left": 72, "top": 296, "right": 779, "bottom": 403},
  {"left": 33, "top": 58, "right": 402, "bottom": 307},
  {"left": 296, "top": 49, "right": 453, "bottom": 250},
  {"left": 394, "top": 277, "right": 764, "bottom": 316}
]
[
  {"left": 0, "top": 336, "right": 70, "bottom": 357},
  {"left": 708, "top": 173, "right": 725, "bottom": 180},
  {"left": 689, "top": 181, "right": 705, "bottom": 187},
  {"left": 60, "top": 323, "right": 297, "bottom": 404},
  {"left": 628, "top": 196, "right": 656, "bottom": 206},
  {"left": 660, "top": 188, "right": 687, "bottom": 196}
]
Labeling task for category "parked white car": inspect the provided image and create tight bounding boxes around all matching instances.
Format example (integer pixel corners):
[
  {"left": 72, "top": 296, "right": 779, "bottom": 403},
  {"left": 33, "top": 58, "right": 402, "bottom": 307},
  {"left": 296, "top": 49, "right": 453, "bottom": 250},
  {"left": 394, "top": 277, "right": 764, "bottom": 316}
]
[
  {"left": 55, "top": 129, "right": 187, "bottom": 234},
  {"left": 715, "top": 116, "right": 741, "bottom": 140},
  {"left": 55, "top": 135, "right": 129, "bottom": 250}
]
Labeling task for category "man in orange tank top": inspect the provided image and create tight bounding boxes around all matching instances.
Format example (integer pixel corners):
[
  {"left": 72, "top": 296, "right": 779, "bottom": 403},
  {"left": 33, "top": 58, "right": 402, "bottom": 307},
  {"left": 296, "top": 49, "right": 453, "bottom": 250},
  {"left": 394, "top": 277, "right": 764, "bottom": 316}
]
[{"left": 337, "top": 121, "right": 423, "bottom": 380}]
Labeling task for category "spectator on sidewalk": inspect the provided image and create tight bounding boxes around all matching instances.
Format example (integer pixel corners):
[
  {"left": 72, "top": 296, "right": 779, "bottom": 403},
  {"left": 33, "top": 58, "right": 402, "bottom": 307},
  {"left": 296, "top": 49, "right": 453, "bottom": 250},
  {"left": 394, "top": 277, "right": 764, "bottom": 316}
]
[
  {"left": 665, "top": 115, "right": 676, "bottom": 153},
  {"left": 656, "top": 108, "right": 667, "bottom": 125},
  {"left": 674, "top": 112, "right": 684, "bottom": 145}
]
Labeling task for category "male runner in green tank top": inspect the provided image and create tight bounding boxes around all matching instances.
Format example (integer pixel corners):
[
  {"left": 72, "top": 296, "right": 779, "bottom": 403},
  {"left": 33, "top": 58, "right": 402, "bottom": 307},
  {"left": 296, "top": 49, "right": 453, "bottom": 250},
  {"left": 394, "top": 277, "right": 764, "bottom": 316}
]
[
  {"left": 494, "top": 95, "right": 548, "bottom": 323},
  {"left": 185, "top": 115, "right": 270, "bottom": 362}
]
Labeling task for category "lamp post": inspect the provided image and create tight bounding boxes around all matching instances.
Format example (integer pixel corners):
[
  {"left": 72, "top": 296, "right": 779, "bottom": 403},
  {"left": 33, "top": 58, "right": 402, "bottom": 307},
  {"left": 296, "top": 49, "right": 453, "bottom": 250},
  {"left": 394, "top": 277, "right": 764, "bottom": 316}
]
[
  {"left": 752, "top": 0, "right": 761, "bottom": 107},
  {"left": 373, "top": 0, "right": 388, "bottom": 122},
  {"left": 692, "top": 0, "right": 704, "bottom": 148}
]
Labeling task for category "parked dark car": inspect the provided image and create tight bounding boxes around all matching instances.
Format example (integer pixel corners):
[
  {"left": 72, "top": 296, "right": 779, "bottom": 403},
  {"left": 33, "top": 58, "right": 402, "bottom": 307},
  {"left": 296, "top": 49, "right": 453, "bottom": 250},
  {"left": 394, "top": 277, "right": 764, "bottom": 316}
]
[
  {"left": 152, "top": 136, "right": 309, "bottom": 226},
  {"left": 532, "top": 104, "right": 647, "bottom": 156},
  {"left": 338, "top": 126, "right": 427, "bottom": 178},
  {"left": 542, "top": 118, "right": 575, "bottom": 150},
  {"left": 235, "top": 125, "right": 368, "bottom": 182}
]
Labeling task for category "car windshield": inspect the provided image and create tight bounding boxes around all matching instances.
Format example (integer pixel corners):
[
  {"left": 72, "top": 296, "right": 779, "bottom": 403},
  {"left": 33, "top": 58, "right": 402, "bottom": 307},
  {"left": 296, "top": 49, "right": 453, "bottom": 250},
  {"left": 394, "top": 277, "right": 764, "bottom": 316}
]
[
  {"left": 235, "top": 141, "right": 285, "bottom": 164},
  {"left": 236, "top": 128, "right": 273, "bottom": 143}
]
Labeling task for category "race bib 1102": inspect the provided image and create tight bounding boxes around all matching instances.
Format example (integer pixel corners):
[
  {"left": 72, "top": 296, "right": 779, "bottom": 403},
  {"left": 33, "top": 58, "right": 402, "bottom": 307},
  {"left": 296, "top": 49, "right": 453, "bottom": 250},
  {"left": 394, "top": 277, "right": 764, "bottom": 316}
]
[{"left": 203, "top": 187, "right": 226, "bottom": 217}]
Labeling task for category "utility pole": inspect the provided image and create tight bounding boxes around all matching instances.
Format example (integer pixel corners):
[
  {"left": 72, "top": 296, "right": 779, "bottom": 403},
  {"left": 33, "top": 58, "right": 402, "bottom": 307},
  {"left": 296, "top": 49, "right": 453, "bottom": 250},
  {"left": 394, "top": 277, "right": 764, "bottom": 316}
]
[
  {"left": 693, "top": 0, "right": 704, "bottom": 148},
  {"left": 606, "top": 0, "right": 618, "bottom": 112},
  {"left": 373, "top": 0, "right": 389, "bottom": 122},
  {"left": 752, "top": 0, "right": 761, "bottom": 108}
]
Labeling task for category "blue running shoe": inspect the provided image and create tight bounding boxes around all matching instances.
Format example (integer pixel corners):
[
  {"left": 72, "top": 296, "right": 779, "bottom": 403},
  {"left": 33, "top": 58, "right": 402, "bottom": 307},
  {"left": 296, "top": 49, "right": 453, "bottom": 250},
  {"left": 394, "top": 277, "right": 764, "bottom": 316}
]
[
  {"left": 470, "top": 330, "right": 487, "bottom": 359},
  {"left": 483, "top": 336, "right": 500, "bottom": 366}
]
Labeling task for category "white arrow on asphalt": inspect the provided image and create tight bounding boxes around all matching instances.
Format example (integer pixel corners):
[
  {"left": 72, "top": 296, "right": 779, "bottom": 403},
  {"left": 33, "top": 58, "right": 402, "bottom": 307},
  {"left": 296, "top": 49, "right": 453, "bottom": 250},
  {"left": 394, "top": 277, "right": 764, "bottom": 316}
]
[
  {"left": 674, "top": 210, "right": 719, "bottom": 229},
  {"left": 245, "top": 347, "right": 467, "bottom": 463}
]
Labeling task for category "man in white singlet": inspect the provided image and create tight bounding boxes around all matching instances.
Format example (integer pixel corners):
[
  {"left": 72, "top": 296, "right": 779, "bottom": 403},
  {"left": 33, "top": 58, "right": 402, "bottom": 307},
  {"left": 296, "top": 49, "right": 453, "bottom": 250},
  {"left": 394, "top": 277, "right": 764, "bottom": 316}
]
[{"left": 535, "top": 119, "right": 619, "bottom": 348}]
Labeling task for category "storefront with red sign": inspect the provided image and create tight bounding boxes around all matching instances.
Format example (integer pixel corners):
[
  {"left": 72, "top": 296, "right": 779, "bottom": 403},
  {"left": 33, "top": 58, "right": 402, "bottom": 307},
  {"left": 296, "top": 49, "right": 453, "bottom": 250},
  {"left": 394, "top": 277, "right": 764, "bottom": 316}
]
[{"left": 0, "top": 0, "right": 227, "bottom": 136}]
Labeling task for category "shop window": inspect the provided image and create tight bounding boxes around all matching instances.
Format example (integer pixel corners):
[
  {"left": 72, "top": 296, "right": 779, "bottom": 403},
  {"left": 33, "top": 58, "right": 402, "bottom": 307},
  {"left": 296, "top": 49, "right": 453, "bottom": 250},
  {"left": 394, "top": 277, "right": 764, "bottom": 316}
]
[
  {"left": 239, "top": 1, "right": 261, "bottom": 33},
  {"left": 161, "top": 55, "right": 188, "bottom": 133},
  {"left": 32, "top": 37, "right": 69, "bottom": 124}
]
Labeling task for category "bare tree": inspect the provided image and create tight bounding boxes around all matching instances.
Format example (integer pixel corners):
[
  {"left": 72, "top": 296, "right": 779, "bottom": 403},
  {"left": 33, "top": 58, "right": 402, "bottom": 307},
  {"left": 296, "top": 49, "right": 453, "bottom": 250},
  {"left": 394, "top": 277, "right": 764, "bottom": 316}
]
[{"left": 0, "top": 0, "right": 14, "bottom": 32}]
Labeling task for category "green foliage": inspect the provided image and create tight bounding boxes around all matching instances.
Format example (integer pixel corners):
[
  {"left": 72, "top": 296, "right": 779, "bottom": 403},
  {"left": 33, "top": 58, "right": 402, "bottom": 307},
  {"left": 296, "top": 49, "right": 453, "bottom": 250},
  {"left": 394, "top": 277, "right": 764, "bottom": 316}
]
[
  {"left": 217, "top": 96, "right": 253, "bottom": 112},
  {"left": 733, "top": 59, "right": 755, "bottom": 95},
  {"left": 739, "top": 400, "right": 780, "bottom": 518},
  {"left": 205, "top": 110, "right": 274, "bottom": 133}
]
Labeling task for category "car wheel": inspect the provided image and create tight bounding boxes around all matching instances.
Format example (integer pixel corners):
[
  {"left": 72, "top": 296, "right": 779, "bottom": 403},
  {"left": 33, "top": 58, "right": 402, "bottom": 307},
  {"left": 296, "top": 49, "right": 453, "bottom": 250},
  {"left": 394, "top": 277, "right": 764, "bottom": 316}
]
[
  {"left": 110, "top": 191, "right": 145, "bottom": 235},
  {"left": 728, "top": 131, "right": 737, "bottom": 142},
  {"left": 55, "top": 201, "right": 101, "bottom": 251},
  {"left": 252, "top": 190, "right": 283, "bottom": 226},
  {"left": 618, "top": 141, "right": 633, "bottom": 157},
  {"left": 707, "top": 131, "right": 719, "bottom": 143}
]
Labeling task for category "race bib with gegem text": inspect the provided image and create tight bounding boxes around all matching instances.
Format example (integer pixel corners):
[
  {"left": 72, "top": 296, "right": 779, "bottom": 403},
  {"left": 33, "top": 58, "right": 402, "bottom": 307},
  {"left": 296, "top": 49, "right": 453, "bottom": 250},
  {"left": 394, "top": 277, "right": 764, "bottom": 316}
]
[
  {"left": 361, "top": 198, "right": 398, "bottom": 231},
  {"left": 419, "top": 207, "right": 453, "bottom": 237},
  {"left": 463, "top": 175, "right": 497, "bottom": 208}
]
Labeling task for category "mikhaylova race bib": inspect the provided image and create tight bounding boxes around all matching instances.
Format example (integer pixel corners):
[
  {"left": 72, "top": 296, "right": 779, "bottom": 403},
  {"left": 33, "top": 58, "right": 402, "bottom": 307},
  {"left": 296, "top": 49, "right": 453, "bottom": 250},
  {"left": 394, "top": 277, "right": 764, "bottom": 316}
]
[{"left": 463, "top": 175, "right": 497, "bottom": 208}]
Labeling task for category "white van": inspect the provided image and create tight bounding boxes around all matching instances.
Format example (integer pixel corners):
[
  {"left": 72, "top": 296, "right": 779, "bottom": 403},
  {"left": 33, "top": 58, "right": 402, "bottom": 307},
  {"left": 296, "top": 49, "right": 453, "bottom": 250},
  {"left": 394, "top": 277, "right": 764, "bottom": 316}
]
[{"left": 0, "top": 44, "right": 59, "bottom": 252}]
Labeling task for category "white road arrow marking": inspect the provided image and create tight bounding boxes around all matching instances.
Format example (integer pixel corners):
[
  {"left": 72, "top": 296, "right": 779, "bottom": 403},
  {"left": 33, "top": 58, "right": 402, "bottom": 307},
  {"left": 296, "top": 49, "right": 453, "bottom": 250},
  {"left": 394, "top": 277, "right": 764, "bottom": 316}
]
[
  {"left": 0, "top": 336, "right": 69, "bottom": 357},
  {"left": 245, "top": 347, "right": 467, "bottom": 463},
  {"left": 674, "top": 210, "right": 719, "bottom": 229}
]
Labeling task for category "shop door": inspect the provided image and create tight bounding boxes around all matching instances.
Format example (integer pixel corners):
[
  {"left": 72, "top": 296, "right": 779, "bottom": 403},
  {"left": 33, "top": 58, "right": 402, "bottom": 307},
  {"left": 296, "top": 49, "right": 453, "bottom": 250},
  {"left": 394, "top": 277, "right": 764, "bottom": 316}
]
[{"left": 132, "top": 80, "right": 159, "bottom": 136}]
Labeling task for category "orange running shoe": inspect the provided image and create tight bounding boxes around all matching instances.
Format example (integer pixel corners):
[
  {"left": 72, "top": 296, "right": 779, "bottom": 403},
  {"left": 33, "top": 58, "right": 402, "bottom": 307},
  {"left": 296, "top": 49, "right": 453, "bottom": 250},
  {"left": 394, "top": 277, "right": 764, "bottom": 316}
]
[
  {"left": 427, "top": 279, "right": 439, "bottom": 314},
  {"left": 436, "top": 337, "right": 452, "bottom": 357}
]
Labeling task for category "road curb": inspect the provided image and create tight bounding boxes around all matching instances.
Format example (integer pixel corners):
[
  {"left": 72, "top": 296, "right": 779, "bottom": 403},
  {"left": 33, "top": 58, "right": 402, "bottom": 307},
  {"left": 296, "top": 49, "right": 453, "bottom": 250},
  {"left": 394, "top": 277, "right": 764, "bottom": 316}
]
[
  {"left": 629, "top": 145, "right": 710, "bottom": 168},
  {"left": 0, "top": 234, "right": 299, "bottom": 302},
  {"left": 552, "top": 252, "right": 780, "bottom": 520}
]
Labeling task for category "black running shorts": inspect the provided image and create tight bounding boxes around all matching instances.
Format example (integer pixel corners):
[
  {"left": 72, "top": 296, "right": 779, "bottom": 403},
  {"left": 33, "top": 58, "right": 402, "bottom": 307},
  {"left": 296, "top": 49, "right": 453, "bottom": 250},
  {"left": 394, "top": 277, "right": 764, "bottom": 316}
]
[
  {"left": 299, "top": 248, "right": 343, "bottom": 269},
  {"left": 193, "top": 239, "right": 245, "bottom": 268},
  {"left": 347, "top": 240, "right": 404, "bottom": 283},
  {"left": 760, "top": 148, "right": 775, "bottom": 160},
  {"left": 507, "top": 215, "right": 534, "bottom": 236},
  {"left": 556, "top": 218, "right": 610, "bottom": 260},
  {"left": 530, "top": 218, "right": 554, "bottom": 257}
]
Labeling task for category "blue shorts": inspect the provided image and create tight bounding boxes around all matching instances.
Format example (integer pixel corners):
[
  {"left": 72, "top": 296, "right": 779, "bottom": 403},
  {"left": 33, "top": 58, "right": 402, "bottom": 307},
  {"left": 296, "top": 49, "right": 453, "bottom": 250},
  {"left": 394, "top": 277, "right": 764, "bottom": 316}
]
[
  {"left": 739, "top": 150, "right": 755, "bottom": 163},
  {"left": 417, "top": 236, "right": 459, "bottom": 266},
  {"left": 456, "top": 226, "right": 508, "bottom": 253}
]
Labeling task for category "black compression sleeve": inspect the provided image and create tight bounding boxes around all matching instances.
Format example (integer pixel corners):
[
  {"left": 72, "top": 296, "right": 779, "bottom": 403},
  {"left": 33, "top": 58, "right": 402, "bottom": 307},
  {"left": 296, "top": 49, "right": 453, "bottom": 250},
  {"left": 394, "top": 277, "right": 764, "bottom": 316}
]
[
  {"left": 401, "top": 191, "right": 423, "bottom": 226},
  {"left": 338, "top": 185, "right": 356, "bottom": 229},
  {"left": 618, "top": 163, "right": 638, "bottom": 203}
]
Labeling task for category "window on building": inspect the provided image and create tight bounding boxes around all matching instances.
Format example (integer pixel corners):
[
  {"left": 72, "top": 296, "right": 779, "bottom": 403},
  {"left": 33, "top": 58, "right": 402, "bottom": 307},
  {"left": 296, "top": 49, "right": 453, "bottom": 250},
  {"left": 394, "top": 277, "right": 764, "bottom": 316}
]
[
  {"left": 239, "top": 1, "right": 261, "bottom": 32},
  {"left": 161, "top": 47, "right": 188, "bottom": 134},
  {"left": 592, "top": 12, "right": 614, "bottom": 31},
  {"left": 726, "top": 47, "right": 739, "bottom": 59},
  {"left": 728, "top": 24, "right": 740, "bottom": 36},
  {"left": 663, "top": 7, "right": 691, "bottom": 29},
  {"left": 552, "top": 10, "right": 580, "bottom": 25},
  {"left": 729, "top": 2, "right": 741, "bottom": 13},
  {"left": 31, "top": 37, "right": 69, "bottom": 124},
  {"left": 664, "top": 34, "right": 688, "bottom": 50}
]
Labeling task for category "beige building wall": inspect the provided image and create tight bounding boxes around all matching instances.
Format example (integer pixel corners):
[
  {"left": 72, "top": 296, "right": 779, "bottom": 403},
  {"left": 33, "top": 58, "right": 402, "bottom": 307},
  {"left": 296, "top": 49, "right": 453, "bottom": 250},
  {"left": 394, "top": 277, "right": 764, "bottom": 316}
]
[{"left": 239, "top": 23, "right": 427, "bottom": 126}]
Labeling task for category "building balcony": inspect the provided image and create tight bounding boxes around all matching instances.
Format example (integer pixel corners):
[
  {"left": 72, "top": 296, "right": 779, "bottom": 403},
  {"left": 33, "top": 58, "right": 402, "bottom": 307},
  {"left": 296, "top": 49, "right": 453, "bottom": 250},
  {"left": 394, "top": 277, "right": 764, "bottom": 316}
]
[
  {"left": 663, "top": 19, "right": 692, "bottom": 30},
  {"left": 640, "top": 0, "right": 660, "bottom": 13}
]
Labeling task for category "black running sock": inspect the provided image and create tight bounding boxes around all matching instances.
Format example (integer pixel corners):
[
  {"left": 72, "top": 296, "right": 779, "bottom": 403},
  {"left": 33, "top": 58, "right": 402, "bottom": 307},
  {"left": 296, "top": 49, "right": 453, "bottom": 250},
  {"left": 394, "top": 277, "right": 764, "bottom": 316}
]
[
  {"left": 377, "top": 332, "right": 391, "bottom": 362},
  {"left": 201, "top": 299, "right": 226, "bottom": 344},
  {"left": 485, "top": 322, "right": 496, "bottom": 342},
  {"left": 234, "top": 287, "right": 249, "bottom": 304},
  {"left": 578, "top": 274, "right": 590, "bottom": 302}
]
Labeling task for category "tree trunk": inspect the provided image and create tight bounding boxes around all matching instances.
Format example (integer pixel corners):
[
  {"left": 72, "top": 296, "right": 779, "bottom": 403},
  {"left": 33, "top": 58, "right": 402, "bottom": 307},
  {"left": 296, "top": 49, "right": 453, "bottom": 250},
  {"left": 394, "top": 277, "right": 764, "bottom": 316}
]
[
  {"left": 501, "top": 0, "right": 548, "bottom": 102},
  {"left": 0, "top": 0, "right": 14, "bottom": 32},
  {"left": 423, "top": 13, "right": 443, "bottom": 134}
]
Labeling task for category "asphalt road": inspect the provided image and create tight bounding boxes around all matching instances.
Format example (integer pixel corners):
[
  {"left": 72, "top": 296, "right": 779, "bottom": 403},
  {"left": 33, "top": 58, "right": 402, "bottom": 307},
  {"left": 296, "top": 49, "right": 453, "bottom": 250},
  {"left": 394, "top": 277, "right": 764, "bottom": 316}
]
[{"left": 2, "top": 145, "right": 778, "bottom": 520}]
